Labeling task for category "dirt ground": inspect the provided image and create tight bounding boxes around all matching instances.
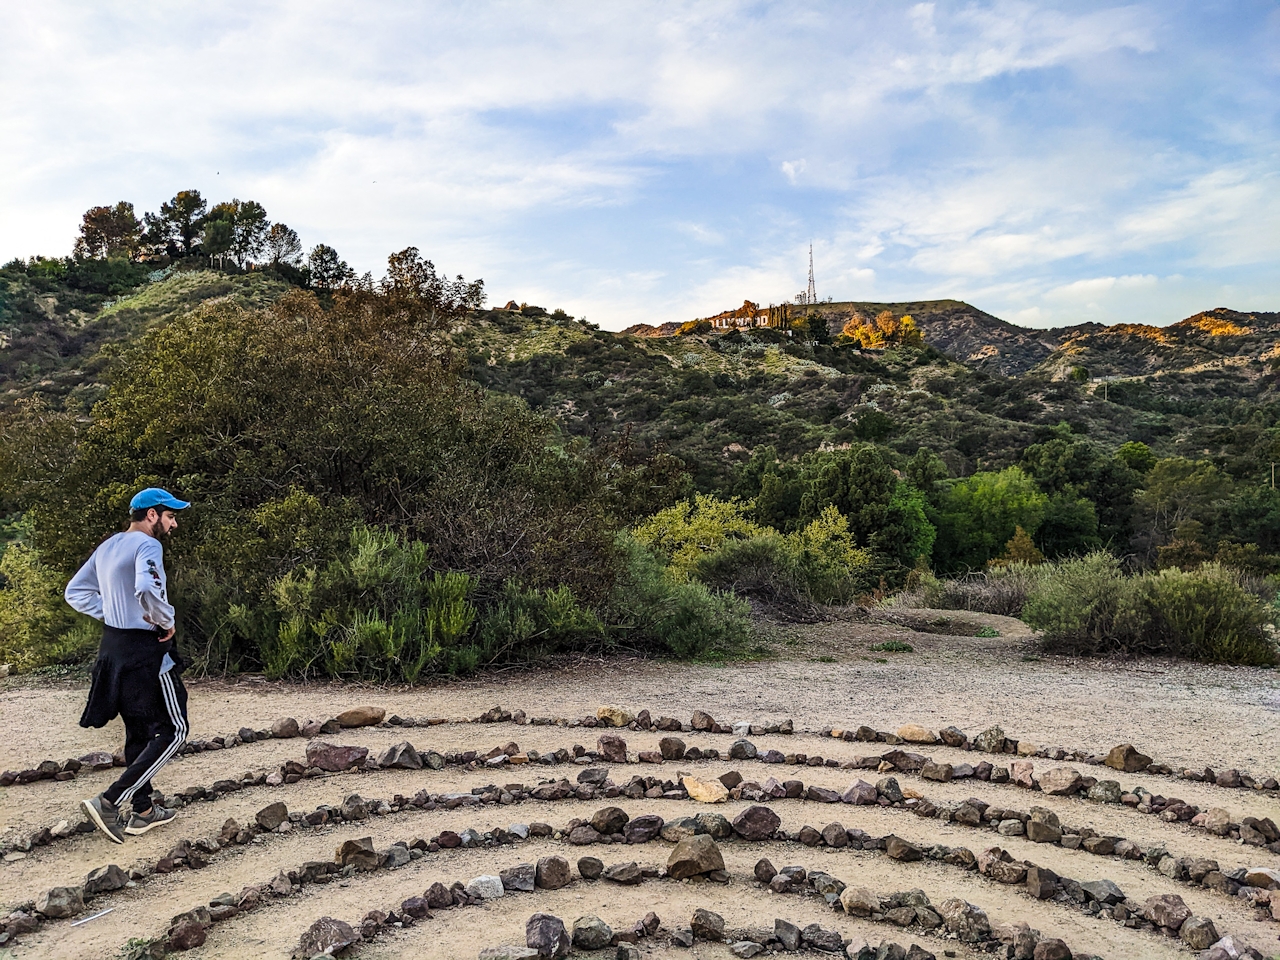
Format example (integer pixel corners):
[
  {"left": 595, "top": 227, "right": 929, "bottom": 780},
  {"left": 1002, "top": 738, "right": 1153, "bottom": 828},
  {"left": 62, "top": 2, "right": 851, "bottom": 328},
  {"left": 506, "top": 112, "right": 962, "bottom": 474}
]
[{"left": 1, "top": 610, "right": 1278, "bottom": 960}]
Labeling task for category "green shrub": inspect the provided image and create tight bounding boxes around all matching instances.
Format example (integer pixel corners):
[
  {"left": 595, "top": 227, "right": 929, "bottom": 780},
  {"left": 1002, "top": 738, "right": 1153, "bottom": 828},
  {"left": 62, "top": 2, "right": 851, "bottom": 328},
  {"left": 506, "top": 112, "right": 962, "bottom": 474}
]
[
  {"left": 869, "top": 640, "right": 914, "bottom": 652},
  {"left": 637, "top": 496, "right": 872, "bottom": 607},
  {"left": 608, "top": 535, "right": 751, "bottom": 660},
  {"left": 1138, "top": 564, "right": 1276, "bottom": 665},
  {"left": 1022, "top": 552, "right": 1145, "bottom": 655},
  {"left": 897, "top": 562, "right": 1044, "bottom": 617},
  {"left": 476, "top": 581, "right": 605, "bottom": 663},
  {"left": 0, "top": 541, "right": 97, "bottom": 671}
]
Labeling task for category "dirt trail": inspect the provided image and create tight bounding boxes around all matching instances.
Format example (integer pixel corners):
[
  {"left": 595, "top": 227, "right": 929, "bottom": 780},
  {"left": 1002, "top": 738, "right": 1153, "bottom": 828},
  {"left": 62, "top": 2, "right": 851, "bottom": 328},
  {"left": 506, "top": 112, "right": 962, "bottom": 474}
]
[{"left": 1, "top": 613, "right": 1278, "bottom": 959}]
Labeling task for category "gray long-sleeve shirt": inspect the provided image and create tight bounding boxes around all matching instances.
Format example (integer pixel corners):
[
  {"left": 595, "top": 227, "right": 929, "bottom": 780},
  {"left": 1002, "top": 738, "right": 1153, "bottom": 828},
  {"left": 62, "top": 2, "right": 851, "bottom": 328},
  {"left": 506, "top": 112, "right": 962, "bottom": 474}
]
[{"left": 65, "top": 531, "right": 176, "bottom": 631}]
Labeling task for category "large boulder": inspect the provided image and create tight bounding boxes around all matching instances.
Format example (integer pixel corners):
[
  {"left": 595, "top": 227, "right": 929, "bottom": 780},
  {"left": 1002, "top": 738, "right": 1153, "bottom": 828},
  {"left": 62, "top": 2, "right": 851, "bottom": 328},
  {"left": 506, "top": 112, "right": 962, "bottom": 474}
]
[
  {"left": 526, "top": 913, "right": 570, "bottom": 958},
  {"left": 659, "top": 736, "right": 686, "bottom": 760},
  {"left": 731, "top": 805, "right": 780, "bottom": 841},
  {"left": 305, "top": 741, "right": 369, "bottom": 772},
  {"left": 336, "top": 705, "right": 385, "bottom": 728},
  {"left": 271, "top": 717, "right": 300, "bottom": 738},
  {"left": 666, "top": 835, "right": 725, "bottom": 880},
  {"left": 1104, "top": 743, "right": 1152, "bottom": 773},
  {"left": 296, "top": 917, "right": 357, "bottom": 957}
]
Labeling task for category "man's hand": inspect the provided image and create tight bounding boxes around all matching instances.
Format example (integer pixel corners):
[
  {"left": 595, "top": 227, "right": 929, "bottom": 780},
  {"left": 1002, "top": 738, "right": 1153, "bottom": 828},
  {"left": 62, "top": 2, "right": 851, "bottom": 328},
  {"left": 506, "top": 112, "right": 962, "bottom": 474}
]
[{"left": 158, "top": 626, "right": 175, "bottom": 642}]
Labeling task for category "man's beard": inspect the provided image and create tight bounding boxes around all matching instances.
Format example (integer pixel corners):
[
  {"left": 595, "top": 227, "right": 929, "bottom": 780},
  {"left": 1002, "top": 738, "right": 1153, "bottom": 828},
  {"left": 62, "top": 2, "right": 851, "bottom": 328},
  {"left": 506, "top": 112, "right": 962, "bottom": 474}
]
[{"left": 149, "top": 518, "right": 170, "bottom": 539}]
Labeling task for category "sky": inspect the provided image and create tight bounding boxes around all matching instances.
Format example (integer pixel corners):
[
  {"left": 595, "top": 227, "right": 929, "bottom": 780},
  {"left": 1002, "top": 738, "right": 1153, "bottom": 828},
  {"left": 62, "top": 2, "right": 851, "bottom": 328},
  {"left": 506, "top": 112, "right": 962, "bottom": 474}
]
[{"left": 1, "top": 1, "right": 1277, "bottom": 330}]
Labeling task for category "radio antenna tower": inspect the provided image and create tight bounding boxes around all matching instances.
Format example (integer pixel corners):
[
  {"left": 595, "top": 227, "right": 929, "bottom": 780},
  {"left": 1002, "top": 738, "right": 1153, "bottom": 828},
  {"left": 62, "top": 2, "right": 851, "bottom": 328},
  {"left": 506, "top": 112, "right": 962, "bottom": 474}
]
[{"left": 806, "top": 244, "right": 817, "bottom": 304}]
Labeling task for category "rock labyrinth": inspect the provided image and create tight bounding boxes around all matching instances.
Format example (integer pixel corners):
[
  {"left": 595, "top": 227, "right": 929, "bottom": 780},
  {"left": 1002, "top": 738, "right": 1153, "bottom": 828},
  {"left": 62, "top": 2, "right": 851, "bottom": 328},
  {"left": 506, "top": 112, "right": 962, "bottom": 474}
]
[{"left": 4, "top": 704, "right": 1280, "bottom": 960}]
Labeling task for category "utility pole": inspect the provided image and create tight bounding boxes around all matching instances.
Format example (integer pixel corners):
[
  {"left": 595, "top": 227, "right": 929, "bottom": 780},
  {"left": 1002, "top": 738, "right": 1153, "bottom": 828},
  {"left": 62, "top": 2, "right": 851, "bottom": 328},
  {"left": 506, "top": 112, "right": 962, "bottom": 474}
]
[
  {"left": 806, "top": 244, "right": 817, "bottom": 304},
  {"left": 1272, "top": 462, "right": 1275, "bottom": 490}
]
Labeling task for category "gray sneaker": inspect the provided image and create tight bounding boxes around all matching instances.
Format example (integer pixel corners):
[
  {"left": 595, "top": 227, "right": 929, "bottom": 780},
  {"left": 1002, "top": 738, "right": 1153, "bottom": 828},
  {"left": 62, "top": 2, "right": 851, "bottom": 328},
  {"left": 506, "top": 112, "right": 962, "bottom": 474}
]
[
  {"left": 124, "top": 803, "right": 176, "bottom": 836},
  {"left": 81, "top": 794, "right": 125, "bottom": 844}
]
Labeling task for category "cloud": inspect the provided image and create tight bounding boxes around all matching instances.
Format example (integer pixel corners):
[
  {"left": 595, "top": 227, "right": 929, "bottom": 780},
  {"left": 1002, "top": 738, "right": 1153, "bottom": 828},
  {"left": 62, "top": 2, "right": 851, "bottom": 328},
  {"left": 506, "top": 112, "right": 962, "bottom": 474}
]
[{"left": 0, "top": 1, "right": 1275, "bottom": 330}]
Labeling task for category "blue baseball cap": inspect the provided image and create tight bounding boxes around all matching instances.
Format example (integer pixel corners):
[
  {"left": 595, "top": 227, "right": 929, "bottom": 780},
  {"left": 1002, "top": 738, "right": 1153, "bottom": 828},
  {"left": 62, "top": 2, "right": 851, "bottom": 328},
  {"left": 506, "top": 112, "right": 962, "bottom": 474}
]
[{"left": 130, "top": 488, "right": 191, "bottom": 511}]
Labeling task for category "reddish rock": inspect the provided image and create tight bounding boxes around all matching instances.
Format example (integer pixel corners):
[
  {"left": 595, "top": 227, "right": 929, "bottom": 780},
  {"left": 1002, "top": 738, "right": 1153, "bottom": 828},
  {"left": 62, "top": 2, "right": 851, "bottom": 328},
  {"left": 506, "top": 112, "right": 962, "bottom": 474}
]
[
  {"left": 305, "top": 741, "right": 369, "bottom": 772},
  {"left": 1104, "top": 744, "right": 1152, "bottom": 773},
  {"left": 731, "top": 805, "right": 781, "bottom": 840},
  {"left": 596, "top": 734, "right": 627, "bottom": 763}
]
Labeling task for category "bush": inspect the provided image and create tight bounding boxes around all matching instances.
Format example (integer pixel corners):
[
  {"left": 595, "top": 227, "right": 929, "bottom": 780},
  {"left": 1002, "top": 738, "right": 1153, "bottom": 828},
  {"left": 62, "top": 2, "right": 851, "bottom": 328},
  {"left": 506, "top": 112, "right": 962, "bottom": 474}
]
[
  {"left": 607, "top": 535, "right": 751, "bottom": 660},
  {"left": 897, "top": 562, "right": 1045, "bottom": 617},
  {"left": 0, "top": 541, "right": 97, "bottom": 670},
  {"left": 1021, "top": 553, "right": 1145, "bottom": 655},
  {"left": 1139, "top": 564, "right": 1276, "bottom": 665},
  {"left": 636, "top": 496, "right": 872, "bottom": 608}
]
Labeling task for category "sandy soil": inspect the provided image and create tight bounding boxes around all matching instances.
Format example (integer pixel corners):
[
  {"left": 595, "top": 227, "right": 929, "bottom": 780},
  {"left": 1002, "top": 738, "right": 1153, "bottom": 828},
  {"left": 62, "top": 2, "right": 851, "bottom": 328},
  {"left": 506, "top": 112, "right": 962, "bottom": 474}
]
[{"left": 1, "top": 611, "right": 1277, "bottom": 960}]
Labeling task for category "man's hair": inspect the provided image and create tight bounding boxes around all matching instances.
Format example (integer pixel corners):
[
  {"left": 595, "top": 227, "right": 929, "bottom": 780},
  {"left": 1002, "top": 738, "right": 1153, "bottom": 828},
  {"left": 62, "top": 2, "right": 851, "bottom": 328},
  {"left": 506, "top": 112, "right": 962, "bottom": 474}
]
[{"left": 130, "top": 506, "right": 173, "bottom": 523}]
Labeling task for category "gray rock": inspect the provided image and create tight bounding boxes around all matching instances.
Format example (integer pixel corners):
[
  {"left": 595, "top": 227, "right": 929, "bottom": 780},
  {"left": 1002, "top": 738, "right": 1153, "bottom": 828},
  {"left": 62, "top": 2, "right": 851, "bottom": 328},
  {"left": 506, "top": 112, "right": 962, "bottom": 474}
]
[
  {"left": 339, "top": 793, "right": 370, "bottom": 821},
  {"left": 972, "top": 725, "right": 1006, "bottom": 753},
  {"left": 624, "top": 814, "right": 664, "bottom": 843},
  {"left": 572, "top": 915, "right": 614, "bottom": 949},
  {"left": 775, "top": 918, "right": 802, "bottom": 949},
  {"left": 1087, "top": 779, "right": 1123, "bottom": 803},
  {"left": 730, "top": 941, "right": 765, "bottom": 958},
  {"left": 937, "top": 898, "right": 991, "bottom": 942},
  {"left": 83, "top": 864, "right": 128, "bottom": 896},
  {"left": 385, "top": 843, "right": 411, "bottom": 868},
  {"left": 1179, "top": 916, "right": 1218, "bottom": 949},
  {"left": 885, "top": 836, "right": 923, "bottom": 861},
  {"left": 877, "top": 777, "right": 904, "bottom": 803},
  {"left": 801, "top": 923, "right": 844, "bottom": 951},
  {"left": 578, "top": 856, "right": 604, "bottom": 880},
  {"left": 479, "top": 947, "right": 540, "bottom": 960},
  {"left": 270, "top": 717, "right": 300, "bottom": 738},
  {"left": 296, "top": 916, "right": 357, "bottom": 957},
  {"left": 729, "top": 739, "right": 758, "bottom": 760},
  {"left": 466, "top": 875, "right": 505, "bottom": 900},
  {"left": 500, "top": 862, "right": 536, "bottom": 892},
  {"left": 526, "top": 913, "right": 571, "bottom": 958},
  {"left": 690, "top": 908, "right": 725, "bottom": 941},
  {"left": 660, "top": 816, "right": 700, "bottom": 841},
  {"left": 842, "top": 780, "right": 878, "bottom": 804},
  {"left": 377, "top": 741, "right": 423, "bottom": 770},
  {"left": 940, "top": 725, "right": 968, "bottom": 747},
  {"left": 1080, "top": 879, "right": 1125, "bottom": 904},
  {"left": 36, "top": 885, "right": 84, "bottom": 918}
]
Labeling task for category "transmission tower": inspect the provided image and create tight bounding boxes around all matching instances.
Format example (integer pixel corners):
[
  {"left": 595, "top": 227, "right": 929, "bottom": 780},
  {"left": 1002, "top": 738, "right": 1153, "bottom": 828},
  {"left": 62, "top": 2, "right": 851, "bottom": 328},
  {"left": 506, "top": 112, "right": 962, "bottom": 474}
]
[{"left": 806, "top": 244, "right": 817, "bottom": 304}]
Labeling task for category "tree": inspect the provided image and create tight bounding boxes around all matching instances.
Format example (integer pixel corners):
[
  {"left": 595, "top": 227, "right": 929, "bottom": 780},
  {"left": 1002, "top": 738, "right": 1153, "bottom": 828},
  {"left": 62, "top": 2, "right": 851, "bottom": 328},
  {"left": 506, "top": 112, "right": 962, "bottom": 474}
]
[
  {"left": 144, "top": 190, "right": 207, "bottom": 256},
  {"left": 264, "top": 223, "right": 303, "bottom": 267},
  {"left": 1116, "top": 441, "right": 1156, "bottom": 474},
  {"left": 381, "top": 247, "right": 486, "bottom": 319},
  {"left": 992, "top": 526, "right": 1044, "bottom": 566},
  {"left": 201, "top": 218, "right": 234, "bottom": 264},
  {"left": 73, "top": 202, "right": 141, "bottom": 260},
  {"left": 205, "top": 199, "right": 270, "bottom": 267},
  {"left": 308, "top": 244, "right": 354, "bottom": 289},
  {"left": 932, "top": 467, "right": 1049, "bottom": 572}
]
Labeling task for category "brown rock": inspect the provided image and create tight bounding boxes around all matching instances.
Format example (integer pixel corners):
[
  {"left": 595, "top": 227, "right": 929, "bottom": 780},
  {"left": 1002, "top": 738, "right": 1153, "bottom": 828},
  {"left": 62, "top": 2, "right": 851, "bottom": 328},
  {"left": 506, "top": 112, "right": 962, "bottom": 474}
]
[
  {"left": 596, "top": 705, "right": 635, "bottom": 727},
  {"left": 597, "top": 734, "right": 628, "bottom": 763},
  {"left": 526, "top": 913, "right": 571, "bottom": 958},
  {"left": 83, "top": 864, "right": 128, "bottom": 895},
  {"left": 336, "top": 705, "right": 385, "bottom": 728},
  {"left": 731, "top": 805, "right": 780, "bottom": 841},
  {"left": 1104, "top": 744, "right": 1152, "bottom": 773},
  {"left": 691, "top": 710, "right": 715, "bottom": 731},
  {"left": 425, "top": 881, "right": 453, "bottom": 908},
  {"left": 255, "top": 801, "right": 289, "bottom": 831},
  {"left": 921, "top": 760, "right": 953, "bottom": 782},
  {"left": 1032, "top": 940, "right": 1071, "bottom": 960},
  {"left": 1038, "top": 767, "right": 1083, "bottom": 796},
  {"left": 305, "top": 740, "right": 369, "bottom": 772},
  {"left": 270, "top": 717, "right": 300, "bottom": 738},
  {"left": 666, "top": 835, "right": 725, "bottom": 880},
  {"left": 168, "top": 918, "right": 207, "bottom": 951},
  {"left": 1143, "top": 893, "right": 1190, "bottom": 931},
  {"left": 377, "top": 741, "right": 423, "bottom": 770},
  {"left": 842, "top": 780, "right": 878, "bottom": 804},
  {"left": 897, "top": 724, "right": 938, "bottom": 744},
  {"left": 590, "top": 807, "right": 630, "bottom": 834},
  {"left": 840, "top": 886, "right": 880, "bottom": 917},
  {"left": 659, "top": 737, "right": 686, "bottom": 760},
  {"left": 536, "top": 856, "right": 572, "bottom": 890},
  {"left": 885, "top": 836, "right": 923, "bottom": 861},
  {"left": 1010, "top": 759, "right": 1036, "bottom": 787},
  {"left": 690, "top": 907, "right": 725, "bottom": 941},
  {"left": 1026, "top": 807, "right": 1062, "bottom": 844},
  {"left": 335, "top": 836, "right": 380, "bottom": 870},
  {"left": 36, "top": 885, "right": 84, "bottom": 918}
]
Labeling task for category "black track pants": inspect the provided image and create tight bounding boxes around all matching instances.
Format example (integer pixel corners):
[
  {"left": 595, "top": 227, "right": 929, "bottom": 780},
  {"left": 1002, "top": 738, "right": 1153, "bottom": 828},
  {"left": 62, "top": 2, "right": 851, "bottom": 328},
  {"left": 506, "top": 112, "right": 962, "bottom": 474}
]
[{"left": 101, "top": 668, "right": 189, "bottom": 813}]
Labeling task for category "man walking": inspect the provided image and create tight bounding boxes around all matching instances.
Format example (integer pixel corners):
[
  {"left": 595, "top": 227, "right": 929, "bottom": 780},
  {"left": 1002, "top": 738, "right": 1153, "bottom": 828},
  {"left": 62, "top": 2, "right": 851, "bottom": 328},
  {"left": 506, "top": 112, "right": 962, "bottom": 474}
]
[{"left": 65, "top": 488, "right": 191, "bottom": 843}]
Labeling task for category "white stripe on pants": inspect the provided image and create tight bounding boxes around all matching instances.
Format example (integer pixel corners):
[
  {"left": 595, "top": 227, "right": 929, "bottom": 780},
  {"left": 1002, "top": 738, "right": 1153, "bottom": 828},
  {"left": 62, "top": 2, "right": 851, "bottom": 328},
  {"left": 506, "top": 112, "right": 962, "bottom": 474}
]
[{"left": 118, "top": 670, "right": 188, "bottom": 807}]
